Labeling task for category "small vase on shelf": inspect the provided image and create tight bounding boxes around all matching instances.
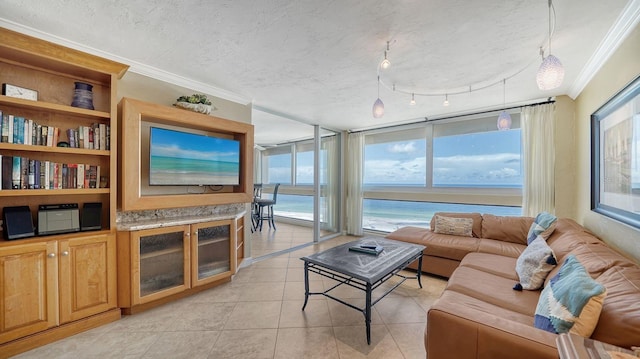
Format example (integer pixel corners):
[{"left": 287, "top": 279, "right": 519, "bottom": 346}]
[{"left": 71, "top": 81, "right": 94, "bottom": 110}]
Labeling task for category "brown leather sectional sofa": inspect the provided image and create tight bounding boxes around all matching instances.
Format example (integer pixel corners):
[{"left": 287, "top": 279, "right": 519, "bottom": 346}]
[{"left": 386, "top": 212, "right": 640, "bottom": 359}]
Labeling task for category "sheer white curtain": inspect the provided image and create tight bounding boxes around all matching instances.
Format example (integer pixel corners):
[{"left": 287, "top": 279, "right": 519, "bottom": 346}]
[
  {"left": 522, "top": 103, "right": 556, "bottom": 216},
  {"left": 346, "top": 132, "right": 364, "bottom": 235}
]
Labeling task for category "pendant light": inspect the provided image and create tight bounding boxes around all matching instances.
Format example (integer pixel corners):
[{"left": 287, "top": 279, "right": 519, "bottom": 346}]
[
  {"left": 380, "top": 41, "right": 391, "bottom": 69},
  {"left": 410, "top": 93, "right": 416, "bottom": 106},
  {"left": 497, "top": 79, "right": 512, "bottom": 131},
  {"left": 536, "top": 0, "right": 564, "bottom": 90},
  {"left": 443, "top": 94, "right": 449, "bottom": 106},
  {"left": 373, "top": 76, "right": 384, "bottom": 118}
]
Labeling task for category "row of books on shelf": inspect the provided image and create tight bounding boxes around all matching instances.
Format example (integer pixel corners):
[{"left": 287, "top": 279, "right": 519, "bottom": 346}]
[
  {"left": 0, "top": 155, "right": 101, "bottom": 190},
  {"left": 0, "top": 110, "right": 110, "bottom": 150}
]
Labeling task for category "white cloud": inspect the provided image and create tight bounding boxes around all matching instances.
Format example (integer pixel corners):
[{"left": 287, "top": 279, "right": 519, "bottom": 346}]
[
  {"left": 433, "top": 153, "right": 521, "bottom": 183},
  {"left": 364, "top": 157, "right": 426, "bottom": 184},
  {"left": 388, "top": 142, "right": 417, "bottom": 154}
]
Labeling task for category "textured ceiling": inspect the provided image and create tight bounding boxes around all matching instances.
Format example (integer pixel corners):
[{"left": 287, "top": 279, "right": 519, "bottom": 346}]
[{"left": 0, "top": 0, "right": 638, "bottom": 144}]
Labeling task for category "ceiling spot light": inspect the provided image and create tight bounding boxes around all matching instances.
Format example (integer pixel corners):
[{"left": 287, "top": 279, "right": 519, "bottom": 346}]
[
  {"left": 497, "top": 79, "right": 512, "bottom": 131},
  {"left": 443, "top": 94, "right": 449, "bottom": 106},
  {"left": 410, "top": 93, "right": 416, "bottom": 106},
  {"left": 380, "top": 41, "right": 391, "bottom": 69},
  {"left": 536, "top": 0, "right": 564, "bottom": 90},
  {"left": 373, "top": 76, "right": 384, "bottom": 118}
]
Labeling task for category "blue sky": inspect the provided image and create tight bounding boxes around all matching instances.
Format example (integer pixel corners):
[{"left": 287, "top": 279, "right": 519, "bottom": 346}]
[{"left": 150, "top": 127, "right": 239, "bottom": 163}]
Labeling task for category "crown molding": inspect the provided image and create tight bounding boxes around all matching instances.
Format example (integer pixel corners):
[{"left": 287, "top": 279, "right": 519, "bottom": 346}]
[
  {"left": 0, "top": 18, "right": 251, "bottom": 105},
  {"left": 568, "top": 0, "right": 640, "bottom": 99}
]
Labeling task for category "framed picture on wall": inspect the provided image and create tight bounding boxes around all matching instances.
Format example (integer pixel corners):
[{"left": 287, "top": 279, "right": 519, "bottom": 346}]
[{"left": 591, "top": 75, "right": 640, "bottom": 229}]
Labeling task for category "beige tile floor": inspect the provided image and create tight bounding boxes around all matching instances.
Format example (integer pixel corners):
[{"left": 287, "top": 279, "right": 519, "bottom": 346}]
[
  {"left": 250, "top": 221, "right": 333, "bottom": 258},
  {"left": 14, "top": 231, "right": 446, "bottom": 359}
]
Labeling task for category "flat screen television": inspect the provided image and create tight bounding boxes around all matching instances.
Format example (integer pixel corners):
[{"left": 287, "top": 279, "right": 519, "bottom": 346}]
[{"left": 149, "top": 126, "right": 240, "bottom": 186}]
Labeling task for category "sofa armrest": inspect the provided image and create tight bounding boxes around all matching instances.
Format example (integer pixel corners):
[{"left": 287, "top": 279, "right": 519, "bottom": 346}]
[{"left": 426, "top": 304, "right": 559, "bottom": 359}]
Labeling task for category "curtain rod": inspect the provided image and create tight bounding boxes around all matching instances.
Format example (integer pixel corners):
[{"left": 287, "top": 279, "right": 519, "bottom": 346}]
[{"left": 348, "top": 98, "right": 555, "bottom": 134}]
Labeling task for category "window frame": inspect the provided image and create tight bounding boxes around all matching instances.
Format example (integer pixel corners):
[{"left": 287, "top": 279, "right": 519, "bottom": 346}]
[{"left": 362, "top": 112, "right": 523, "bottom": 208}]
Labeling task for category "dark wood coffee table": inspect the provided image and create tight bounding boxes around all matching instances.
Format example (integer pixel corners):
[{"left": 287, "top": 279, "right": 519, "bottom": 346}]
[{"left": 300, "top": 237, "right": 425, "bottom": 344}]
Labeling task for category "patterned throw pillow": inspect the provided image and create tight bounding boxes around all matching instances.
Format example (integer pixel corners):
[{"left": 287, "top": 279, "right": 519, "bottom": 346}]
[
  {"left": 534, "top": 255, "right": 607, "bottom": 336},
  {"left": 433, "top": 215, "right": 473, "bottom": 237},
  {"left": 526, "top": 212, "right": 558, "bottom": 244},
  {"left": 514, "top": 236, "right": 557, "bottom": 291}
]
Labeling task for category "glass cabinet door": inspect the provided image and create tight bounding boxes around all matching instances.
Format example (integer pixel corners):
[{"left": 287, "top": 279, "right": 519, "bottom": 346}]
[
  {"left": 132, "top": 225, "right": 190, "bottom": 304},
  {"left": 191, "top": 220, "right": 234, "bottom": 286}
]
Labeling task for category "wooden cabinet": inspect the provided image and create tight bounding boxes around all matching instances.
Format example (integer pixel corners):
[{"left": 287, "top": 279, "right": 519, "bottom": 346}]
[
  {"left": 59, "top": 233, "right": 117, "bottom": 322},
  {"left": 191, "top": 220, "right": 235, "bottom": 286},
  {"left": 130, "top": 225, "right": 191, "bottom": 306},
  {"left": 117, "top": 220, "right": 237, "bottom": 313},
  {"left": 0, "top": 28, "right": 126, "bottom": 356},
  {"left": 0, "top": 233, "right": 117, "bottom": 345},
  {"left": 0, "top": 241, "right": 57, "bottom": 344}
]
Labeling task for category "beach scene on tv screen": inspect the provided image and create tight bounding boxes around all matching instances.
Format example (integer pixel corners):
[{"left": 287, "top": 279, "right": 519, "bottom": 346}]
[{"left": 149, "top": 127, "right": 240, "bottom": 185}]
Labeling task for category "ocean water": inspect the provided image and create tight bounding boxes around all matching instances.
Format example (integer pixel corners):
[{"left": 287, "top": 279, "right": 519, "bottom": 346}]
[
  {"left": 272, "top": 194, "right": 521, "bottom": 233},
  {"left": 150, "top": 155, "right": 239, "bottom": 185}
]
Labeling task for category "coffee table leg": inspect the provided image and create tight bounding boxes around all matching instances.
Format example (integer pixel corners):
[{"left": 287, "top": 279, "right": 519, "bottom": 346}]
[
  {"left": 417, "top": 254, "right": 423, "bottom": 289},
  {"left": 365, "top": 283, "right": 372, "bottom": 345},
  {"left": 302, "top": 261, "right": 310, "bottom": 310}
]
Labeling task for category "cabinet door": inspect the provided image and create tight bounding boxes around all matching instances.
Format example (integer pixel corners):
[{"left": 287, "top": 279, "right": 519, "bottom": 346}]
[
  {"left": 191, "top": 220, "right": 235, "bottom": 287},
  {"left": 131, "top": 225, "right": 190, "bottom": 305},
  {"left": 58, "top": 233, "right": 117, "bottom": 323},
  {"left": 0, "top": 241, "right": 58, "bottom": 344}
]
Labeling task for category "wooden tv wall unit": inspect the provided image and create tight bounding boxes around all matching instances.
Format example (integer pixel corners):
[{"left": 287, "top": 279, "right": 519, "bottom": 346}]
[
  {"left": 117, "top": 98, "right": 253, "bottom": 313},
  {"left": 0, "top": 28, "right": 128, "bottom": 357},
  {"left": 118, "top": 97, "right": 254, "bottom": 211}
]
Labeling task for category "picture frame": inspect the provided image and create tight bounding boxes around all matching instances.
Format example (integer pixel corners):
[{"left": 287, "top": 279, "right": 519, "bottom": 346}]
[{"left": 591, "top": 75, "right": 640, "bottom": 229}]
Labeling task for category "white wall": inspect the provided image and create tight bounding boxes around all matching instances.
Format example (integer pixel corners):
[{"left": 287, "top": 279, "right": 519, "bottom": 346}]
[
  {"left": 117, "top": 72, "right": 251, "bottom": 124},
  {"left": 575, "top": 23, "right": 640, "bottom": 263}
]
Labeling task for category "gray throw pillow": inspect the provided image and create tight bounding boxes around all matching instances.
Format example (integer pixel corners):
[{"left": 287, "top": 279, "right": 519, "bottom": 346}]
[{"left": 514, "top": 235, "right": 557, "bottom": 291}]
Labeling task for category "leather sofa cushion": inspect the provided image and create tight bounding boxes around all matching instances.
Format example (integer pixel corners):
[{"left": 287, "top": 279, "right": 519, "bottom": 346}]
[
  {"left": 434, "top": 290, "right": 534, "bottom": 326},
  {"left": 460, "top": 252, "right": 518, "bottom": 280},
  {"left": 477, "top": 238, "right": 525, "bottom": 258},
  {"left": 481, "top": 214, "right": 534, "bottom": 245},
  {"left": 421, "top": 232, "right": 479, "bottom": 261},
  {"left": 430, "top": 212, "right": 483, "bottom": 238},
  {"left": 385, "top": 226, "right": 429, "bottom": 245},
  {"left": 544, "top": 242, "right": 637, "bottom": 288},
  {"left": 547, "top": 219, "right": 602, "bottom": 263},
  {"left": 591, "top": 265, "right": 640, "bottom": 348},
  {"left": 446, "top": 266, "right": 540, "bottom": 316}
]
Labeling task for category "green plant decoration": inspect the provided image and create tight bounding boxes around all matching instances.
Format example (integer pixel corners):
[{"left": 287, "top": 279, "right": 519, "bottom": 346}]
[{"left": 176, "top": 94, "right": 212, "bottom": 105}]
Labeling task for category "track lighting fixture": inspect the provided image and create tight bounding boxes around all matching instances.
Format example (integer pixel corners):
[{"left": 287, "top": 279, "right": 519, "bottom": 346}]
[{"left": 380, "top": 41, "right": 391, "bottom": 69}]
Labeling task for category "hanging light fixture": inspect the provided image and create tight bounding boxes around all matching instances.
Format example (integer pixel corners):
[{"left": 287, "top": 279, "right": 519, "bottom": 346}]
[
  {"left": 410, "top": 93, "right": 416, "bottom": 106},
  {"left": 536, "top": 0, "right": 564, "bottom": 90},
  {"left": 497, "top": 79, "right": 512, "bottom": 131},
  {"left": 373, "top": 75, "right": 384, "bottom": 118},
  {"left": 443, "top": 94, "right": 449, "bottom": 106},
  {"left": 380, "top": 41, "right": 391, "bottom": 69}
]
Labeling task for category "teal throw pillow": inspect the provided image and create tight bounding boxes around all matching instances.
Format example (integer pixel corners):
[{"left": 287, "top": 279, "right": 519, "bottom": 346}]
[
  {"left": 527, "top": 212, "right": 557, "bottom": 244},
  {"left": 514, "top": 235, "right": 557, "bottom": 291},
  {"left": 534, "top": 255, "right": 607, "bottom": 336}
]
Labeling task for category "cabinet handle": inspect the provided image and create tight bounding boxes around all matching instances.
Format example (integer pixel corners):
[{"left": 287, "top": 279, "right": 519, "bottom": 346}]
[
  {"left": 61, "top": 251, "right": 70, "bottom": 256},
  {"left": 48, "top": 253, "right": 56, "bottom": 258}
]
